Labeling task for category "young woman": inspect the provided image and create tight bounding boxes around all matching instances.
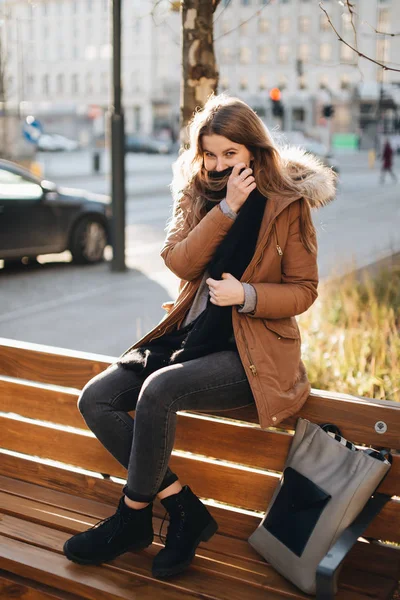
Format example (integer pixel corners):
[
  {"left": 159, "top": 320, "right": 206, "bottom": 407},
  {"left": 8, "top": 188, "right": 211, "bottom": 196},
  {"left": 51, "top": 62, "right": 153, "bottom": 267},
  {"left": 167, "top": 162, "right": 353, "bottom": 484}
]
[{"left": 63, "top": 94, "right": 336, "bottom": 579}]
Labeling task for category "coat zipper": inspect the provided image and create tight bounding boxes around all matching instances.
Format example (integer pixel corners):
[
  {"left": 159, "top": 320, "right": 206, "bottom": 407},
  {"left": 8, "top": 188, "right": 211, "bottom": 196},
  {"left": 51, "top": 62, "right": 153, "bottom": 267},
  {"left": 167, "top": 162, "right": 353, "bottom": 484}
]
[
  {"left": 274, "top": 223, "right": 283, "bottom": 256},
  {"left": 238, "top": 320, "right": 257, "bottom": 376},
  {"left": 244, "top": 218, "right": 282, "bottom": 283}
]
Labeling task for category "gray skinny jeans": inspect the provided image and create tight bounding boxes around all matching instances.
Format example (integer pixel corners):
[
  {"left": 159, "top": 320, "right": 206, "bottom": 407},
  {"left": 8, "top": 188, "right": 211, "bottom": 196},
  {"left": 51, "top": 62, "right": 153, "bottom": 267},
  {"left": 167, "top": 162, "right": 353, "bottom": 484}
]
[{"left": 78, "top": 351, "right": 255, "bottom": 502}]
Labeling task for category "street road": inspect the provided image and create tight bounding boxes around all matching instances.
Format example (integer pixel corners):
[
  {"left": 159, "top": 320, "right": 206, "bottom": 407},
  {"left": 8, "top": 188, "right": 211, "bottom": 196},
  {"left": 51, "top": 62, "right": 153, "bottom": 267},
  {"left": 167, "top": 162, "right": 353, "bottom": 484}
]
[{"left": 0, "top": 150, "right": 399, "bottom": 355}]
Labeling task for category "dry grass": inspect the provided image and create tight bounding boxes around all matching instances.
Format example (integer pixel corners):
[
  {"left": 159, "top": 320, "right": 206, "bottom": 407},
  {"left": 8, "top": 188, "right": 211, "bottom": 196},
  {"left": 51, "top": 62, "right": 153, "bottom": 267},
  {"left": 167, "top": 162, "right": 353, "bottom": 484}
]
[{"left": 298, "top": 265, "right": 400, "bottom": 402}]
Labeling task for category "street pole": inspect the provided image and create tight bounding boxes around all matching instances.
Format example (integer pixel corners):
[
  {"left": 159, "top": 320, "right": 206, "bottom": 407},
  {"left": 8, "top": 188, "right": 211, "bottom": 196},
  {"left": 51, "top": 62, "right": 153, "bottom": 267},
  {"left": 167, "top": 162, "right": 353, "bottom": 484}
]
[{"left": 110, "top": 0, "right": 126, "bottom": 272}]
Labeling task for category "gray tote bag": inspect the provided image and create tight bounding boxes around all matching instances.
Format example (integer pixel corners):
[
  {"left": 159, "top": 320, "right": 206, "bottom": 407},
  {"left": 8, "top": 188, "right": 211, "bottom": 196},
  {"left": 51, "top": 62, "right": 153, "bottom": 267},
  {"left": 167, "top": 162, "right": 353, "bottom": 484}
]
[{"left": 248, "top": 417, "right": 392, "bottom": 596}]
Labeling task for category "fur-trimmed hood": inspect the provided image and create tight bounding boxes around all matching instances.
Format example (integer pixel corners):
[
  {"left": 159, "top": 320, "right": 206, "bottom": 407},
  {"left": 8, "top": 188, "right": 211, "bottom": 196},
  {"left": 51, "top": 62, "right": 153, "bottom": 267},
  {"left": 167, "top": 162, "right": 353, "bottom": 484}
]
[{"left": 279, "top": 145, "right": 337, "bottom": 210}]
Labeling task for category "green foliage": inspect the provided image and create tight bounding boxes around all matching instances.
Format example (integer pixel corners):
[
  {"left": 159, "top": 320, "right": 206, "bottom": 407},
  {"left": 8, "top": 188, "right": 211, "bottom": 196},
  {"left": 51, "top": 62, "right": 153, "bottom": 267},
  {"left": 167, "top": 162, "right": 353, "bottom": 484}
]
[{"left": 298, "top": 266, "right": 400, "bottom": 402}]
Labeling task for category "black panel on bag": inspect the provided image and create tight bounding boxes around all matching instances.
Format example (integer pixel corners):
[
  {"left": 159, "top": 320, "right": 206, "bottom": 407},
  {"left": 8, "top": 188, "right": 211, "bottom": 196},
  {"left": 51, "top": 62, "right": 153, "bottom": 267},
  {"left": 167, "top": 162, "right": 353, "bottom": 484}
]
[{"left": 263, "top": 467, "right": 331, "bottom": 557}]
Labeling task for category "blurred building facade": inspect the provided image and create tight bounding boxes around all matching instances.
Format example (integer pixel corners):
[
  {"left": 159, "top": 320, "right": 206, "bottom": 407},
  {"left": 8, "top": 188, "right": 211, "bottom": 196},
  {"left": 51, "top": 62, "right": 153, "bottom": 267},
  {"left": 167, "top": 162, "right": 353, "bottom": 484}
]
[{"left": 1, "top": 0, "right": 399, "bottom": 149}]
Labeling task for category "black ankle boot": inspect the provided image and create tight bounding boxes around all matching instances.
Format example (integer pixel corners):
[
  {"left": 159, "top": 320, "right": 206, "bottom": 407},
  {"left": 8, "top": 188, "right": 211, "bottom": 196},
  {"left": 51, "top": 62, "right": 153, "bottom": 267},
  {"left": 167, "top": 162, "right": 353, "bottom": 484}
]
[
  {"left": 63, "top": 497, "right": 153, "bottom": 565},
  {"left": 152, "top": 485, "right": 218, "bottom": 579}
]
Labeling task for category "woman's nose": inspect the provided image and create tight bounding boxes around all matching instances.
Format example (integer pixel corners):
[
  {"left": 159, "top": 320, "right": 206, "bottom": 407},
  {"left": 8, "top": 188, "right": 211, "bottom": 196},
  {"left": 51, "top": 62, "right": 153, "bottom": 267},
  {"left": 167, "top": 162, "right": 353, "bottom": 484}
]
[{"left": 216, "top": 160, "right": 226, "bottom": 171}]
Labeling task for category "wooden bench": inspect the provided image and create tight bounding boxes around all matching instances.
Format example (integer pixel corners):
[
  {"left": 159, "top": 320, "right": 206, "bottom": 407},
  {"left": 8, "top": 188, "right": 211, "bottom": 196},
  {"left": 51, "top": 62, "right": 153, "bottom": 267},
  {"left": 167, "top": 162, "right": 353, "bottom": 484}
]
[{"left": 0, "top": 336, "right": 399, "bottom": 600}]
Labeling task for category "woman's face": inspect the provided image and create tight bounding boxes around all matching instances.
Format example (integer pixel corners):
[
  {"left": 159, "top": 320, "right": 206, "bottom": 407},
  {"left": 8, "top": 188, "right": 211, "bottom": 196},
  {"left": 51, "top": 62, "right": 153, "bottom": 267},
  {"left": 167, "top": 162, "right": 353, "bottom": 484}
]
[{"left": 202, "top": 134, "right": 254, "bottom": 172}]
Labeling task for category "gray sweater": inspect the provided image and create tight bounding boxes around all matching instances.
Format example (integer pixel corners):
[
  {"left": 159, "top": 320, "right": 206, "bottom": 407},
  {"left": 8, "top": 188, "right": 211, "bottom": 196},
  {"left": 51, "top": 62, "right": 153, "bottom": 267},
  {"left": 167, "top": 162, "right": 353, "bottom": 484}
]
[{"left": 182, "top": 198, "right": 257, "bottom": 328}]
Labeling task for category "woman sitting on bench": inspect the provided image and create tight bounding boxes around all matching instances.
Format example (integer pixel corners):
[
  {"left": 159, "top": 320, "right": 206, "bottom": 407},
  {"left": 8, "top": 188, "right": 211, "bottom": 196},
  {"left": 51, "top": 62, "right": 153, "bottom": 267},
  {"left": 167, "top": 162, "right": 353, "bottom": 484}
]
[{"left": 63, "top": 93, "right": 336, "bottom": 579}]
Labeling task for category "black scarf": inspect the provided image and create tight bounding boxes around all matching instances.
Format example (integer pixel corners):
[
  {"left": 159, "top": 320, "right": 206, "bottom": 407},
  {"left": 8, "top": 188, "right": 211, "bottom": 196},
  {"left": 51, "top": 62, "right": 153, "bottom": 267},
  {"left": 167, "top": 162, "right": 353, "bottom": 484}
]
[{"left": 118, "top": 167, "right": 267, "bottom": 376}]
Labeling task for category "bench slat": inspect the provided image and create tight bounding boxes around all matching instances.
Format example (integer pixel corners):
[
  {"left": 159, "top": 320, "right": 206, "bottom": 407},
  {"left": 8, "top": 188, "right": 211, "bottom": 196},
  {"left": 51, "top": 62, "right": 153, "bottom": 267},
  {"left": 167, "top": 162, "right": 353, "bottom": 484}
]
[
  {"left": 0, "top": 535, "right": 207, "bottom": 600},
  {"left": 0, "top": 378, "right": 293, "bottom": 473},
  {"left": 0, "top": 573, "right": 74, "bottom": 600},
  {"left": 2, "top": 379, "right": 400, "bottom": 478},
  {"left": 2, "top": 415, "right": 400, "bottom": 509},
  {"left": 1, "top": 446, "right": 399, "bottom": 549},
  {"left": 1, "top": 339, "right": 400, "bottom": 448},
  {"left": 1, "top": 501, "right": 395, "bottom": 600},
  {"left": 0, "top": 343, "right": 110, "bottom": 390},
  {"left": 3, "top": 474, "right": 399, "bottom": 587},
  {"left": 0, "top": 512, "right": 305, "bottom": 600}
]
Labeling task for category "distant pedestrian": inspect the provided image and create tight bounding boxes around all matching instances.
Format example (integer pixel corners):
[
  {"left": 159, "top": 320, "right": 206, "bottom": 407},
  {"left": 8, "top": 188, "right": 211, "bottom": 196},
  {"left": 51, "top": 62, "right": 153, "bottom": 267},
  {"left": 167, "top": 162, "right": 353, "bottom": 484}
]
[{"left": 380, "top": 140, "right": 398, "bottom": 184}]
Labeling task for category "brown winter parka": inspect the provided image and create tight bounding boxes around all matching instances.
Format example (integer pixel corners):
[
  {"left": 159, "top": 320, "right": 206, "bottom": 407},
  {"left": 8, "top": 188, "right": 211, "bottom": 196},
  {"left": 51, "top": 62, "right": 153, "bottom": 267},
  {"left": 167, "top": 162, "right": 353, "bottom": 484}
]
[{"left": 126, "top": 148, "right": 336, "bottom": 428}]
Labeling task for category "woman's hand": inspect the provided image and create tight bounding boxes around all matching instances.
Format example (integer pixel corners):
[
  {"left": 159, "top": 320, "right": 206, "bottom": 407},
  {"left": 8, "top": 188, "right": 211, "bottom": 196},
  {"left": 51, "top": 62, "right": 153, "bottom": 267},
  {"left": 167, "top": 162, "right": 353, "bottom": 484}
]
[
  {"left": 206, "top": 273, "right": 244, "bottom": 306},
  {"left": 226, "top": 162, "right": 256, "bottom": 213}
]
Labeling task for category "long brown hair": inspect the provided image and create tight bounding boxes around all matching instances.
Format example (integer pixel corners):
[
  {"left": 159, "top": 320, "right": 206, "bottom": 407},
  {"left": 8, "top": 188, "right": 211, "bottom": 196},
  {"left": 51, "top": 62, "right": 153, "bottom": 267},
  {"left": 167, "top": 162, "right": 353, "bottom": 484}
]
[{"left": 169, "top": 94, "right": 323, "bottom": 254}]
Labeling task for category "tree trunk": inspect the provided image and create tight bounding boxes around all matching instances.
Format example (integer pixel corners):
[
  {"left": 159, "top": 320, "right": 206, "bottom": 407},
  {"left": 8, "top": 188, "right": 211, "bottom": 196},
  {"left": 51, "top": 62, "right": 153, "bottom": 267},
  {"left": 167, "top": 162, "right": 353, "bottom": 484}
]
[{"left": 180, "top": 0, "right": 221, "bottom": 145}]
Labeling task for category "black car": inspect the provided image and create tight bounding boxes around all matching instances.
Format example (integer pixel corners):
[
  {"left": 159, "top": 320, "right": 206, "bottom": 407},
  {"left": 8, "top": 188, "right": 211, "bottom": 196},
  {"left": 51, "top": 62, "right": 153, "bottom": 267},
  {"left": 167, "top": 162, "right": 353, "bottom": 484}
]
[
  {"left": 125, "top": 134, "right": 172, "bottom": 154},
  {"left": 0, "top": 159, "right": 111, "bottom": 265}
]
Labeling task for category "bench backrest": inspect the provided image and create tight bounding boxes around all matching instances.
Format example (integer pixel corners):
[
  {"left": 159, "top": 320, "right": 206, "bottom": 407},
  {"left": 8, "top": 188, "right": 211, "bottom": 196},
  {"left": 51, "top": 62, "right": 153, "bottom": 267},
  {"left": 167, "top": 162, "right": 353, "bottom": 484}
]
[{"left": 1, "top": 337, "right": 399, "bottom": 545}]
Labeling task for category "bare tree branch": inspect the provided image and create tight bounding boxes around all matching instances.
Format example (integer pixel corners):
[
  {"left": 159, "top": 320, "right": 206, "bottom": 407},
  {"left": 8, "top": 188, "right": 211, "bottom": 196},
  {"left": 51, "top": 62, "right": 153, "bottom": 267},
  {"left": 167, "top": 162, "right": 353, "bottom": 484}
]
[{"left": 319, "top": 2, "right": 400, "bottom": 73}]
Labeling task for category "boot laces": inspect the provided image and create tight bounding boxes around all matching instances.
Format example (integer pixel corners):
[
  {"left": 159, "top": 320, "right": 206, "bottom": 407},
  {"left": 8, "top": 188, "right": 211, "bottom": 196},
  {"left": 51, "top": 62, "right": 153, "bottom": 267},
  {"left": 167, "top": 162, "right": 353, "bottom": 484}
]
[
  {"left": 90, "top": 503, "right": 126, "bottom": 544},
  {"left": 158, "top": 502, "right": 186, "bottom": 547}
]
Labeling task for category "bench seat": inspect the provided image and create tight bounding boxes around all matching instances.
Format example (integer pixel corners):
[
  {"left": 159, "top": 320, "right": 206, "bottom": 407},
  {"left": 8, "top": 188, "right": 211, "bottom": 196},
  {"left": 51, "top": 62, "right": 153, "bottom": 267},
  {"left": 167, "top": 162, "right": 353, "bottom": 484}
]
[{"left": 0, "top": 337, "right": 399, "bottom": 599}]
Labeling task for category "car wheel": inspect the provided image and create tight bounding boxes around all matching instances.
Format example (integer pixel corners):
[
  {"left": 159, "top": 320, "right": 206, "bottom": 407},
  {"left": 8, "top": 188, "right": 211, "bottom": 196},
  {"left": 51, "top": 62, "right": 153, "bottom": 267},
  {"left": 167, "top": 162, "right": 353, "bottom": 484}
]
[{"left": 70, "top": 217, "right": 107, "bottom": 264}]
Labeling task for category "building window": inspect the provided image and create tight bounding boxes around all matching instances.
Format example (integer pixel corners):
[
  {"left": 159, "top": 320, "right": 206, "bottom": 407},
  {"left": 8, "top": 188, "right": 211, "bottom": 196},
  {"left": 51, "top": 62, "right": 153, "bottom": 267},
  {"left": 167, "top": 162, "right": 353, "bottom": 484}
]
[
  {"left": 378, "top": 8, "right": 390, "bottom": 28},
  {"left": 42, "top": 2, "right": 48, "bottom": 16},
  {"left": 298, "top": 75, "right": 307, "bottom": 89},
  {"left": 258, "top": 46, "right": 268, "bottom": 64},
  {"left": 239, "top": 76, "right": 248, "bottom": 90},
  {"left": 221, "top": 47, "right": 233, "bottom": 64},
  {"left": 259, "top": 18, "right": 269, "bottom": 33},
  {"left": 298, "top": 43, "right": 310, "bottom": 62},
  {"left": 298, "top": 16, "right": 310, "bottom": 33},
  {"left": 72, "top": 45, "right": 79, "bottom": 59},
  {"left": 220, "top": 76, "right": 229, "bottom": 91},
  {"left": 27, "top": 75, "right": 35, "bottom": 95},
  {"left": 240, "top": 22, "right": 249, "bottom": 35},
  {"left": 319, "top": 75, "right": 329, "bottom": 89},
  {"left": 72, "top": 74, "right": 79, "bottom": 94},
  {"left": 85, "top": 45, "right": 97, "bottom": 60},
  {"left": 134, "top": 106, "right": 141, "bottom": 132},
  {"left": 377, "top": 38, "right": 389, "bottom": 63},
  {"left": 72, "top": 1, "right": 78, "bottom": 14},
  {"left": 340, "top": 43, "right": 356, "bottom": 64},
  {"left": 278, "top": 75, "right": 288, "bottom": 90},
  {"left": 259, "top": 75, "right": 267, "bottom": 91},
  {"left": 241, "top": 0, "right": 251, "bottom": 5},
  {"left": 101, "top": 44, "right": 112, "bottom": 59},
  {"left": 87, "top": 0, "right": 93, "bottom": 11},
  {"left": 278, "top": 45, "right": 289, "bottom": 64},
  {"left": 320, "top": 14, "right": 330, "bottom": 32},
  {"left": 86, "top": 73, "right": 93, "bottom": 94},
  {"left": 319, "top": 43, "right": 332, "bottom": 62},
  {"left": 340, "top": 74, "right": 351, "bottom": 90},
  {"left": 56, "top": 74, "right": 64, "bottom": 95},
  {"left": 341, "top": 13, "right": 353, "bottom": 33},
  {"left": 99, "top": 72, "right": 107, "bottom": 94},
  {"left": 42, "top": 74, "right": 49, "bottom": 96},
  {"left": 239, "top": 47, "right": 251, "bottom": 64},
  {"left": 279, "top": 18, "right": 290, "bottom": 34}
]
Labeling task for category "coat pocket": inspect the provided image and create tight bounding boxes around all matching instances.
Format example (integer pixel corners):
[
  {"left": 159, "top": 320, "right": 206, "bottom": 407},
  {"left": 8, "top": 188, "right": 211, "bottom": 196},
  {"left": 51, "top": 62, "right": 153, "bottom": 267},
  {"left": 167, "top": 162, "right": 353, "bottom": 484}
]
[
  {"left": 262, "top": 317, "right": 300, "bottom": 340},
  {"left": 263, "top": 467, "right": 331, "bottom": 557},
  {"left": 261, "top": 318, "right": 301, "bottom": 391}
]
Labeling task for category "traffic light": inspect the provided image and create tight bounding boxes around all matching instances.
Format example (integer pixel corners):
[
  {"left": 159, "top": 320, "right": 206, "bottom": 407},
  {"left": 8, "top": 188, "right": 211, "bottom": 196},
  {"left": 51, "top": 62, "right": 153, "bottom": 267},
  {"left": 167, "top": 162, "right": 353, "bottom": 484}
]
[
  {"left": 270, "top": 88, "right": 284, "bottom": 118},
  {"left": 322, "top": 105, "right": 335, "bottom": 118}
]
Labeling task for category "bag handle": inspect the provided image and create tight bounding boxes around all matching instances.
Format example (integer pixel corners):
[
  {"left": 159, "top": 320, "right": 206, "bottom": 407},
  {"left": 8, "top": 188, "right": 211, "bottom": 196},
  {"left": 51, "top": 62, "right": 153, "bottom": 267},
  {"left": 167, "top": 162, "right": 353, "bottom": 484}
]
[
  {"left": 319, "top": 423, "right": 343, "bottom": 437},
  {"left": 363, "top": 448, "right": 393, "bottom": 464}
]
